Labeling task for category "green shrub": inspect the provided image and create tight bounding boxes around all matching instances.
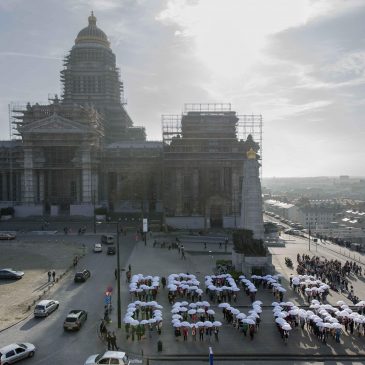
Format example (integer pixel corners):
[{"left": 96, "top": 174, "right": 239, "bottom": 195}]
[
  {"left": 0, "top": 207, "right": 14, "bottom": 216},
  {"left": 94, "top": 207, "right": 108, "bottom": 215}
]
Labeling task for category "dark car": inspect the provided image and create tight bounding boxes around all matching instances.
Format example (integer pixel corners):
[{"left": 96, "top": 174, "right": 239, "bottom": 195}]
[
  {"left": 107, "top": 246, "right": 116, "bottom": 255},
  {"left": 0, "top": 232, "right": 16, "bottom": 240},
  {"left": 63, "top": 309, "right": 87, "bottom": 331},
  {"left": 0, "top": 268, "right": 24, "bottom": 280},
  {"left": 74, "top": 270, "right": 91, "bottom": 283}
]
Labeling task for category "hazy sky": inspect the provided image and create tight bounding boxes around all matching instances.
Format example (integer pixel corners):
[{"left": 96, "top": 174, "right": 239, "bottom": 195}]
[{"left": 0, "top": 0, "right": 364, "bottom": 177}]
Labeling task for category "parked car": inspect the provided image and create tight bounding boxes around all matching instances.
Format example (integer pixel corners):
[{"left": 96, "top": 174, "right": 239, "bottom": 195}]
[
  {"left": 84, "top": 351, "right": 129, "bottom": 365},
  {"left": 34, "top": 299, "right": 59, "bottom": 317},
  {"left": 0, "top": 268, "right": 24, "bottom": 280},
  {"left": 93, "top": 243, "right": 102, "bottom": 253},
  {"left": 0, "top": 343, "right": 36, "bottom": 364},
  {"left": 0, "top": 232, "right": 16, "bottom": 240},
  {"left": 101, "top": 234, "right": 115, "bottom": 245},
  {"left": 74, "top": 270, "right": 91, "bottom": 283},
  {"left": 107, "top": 246, "right": 116, "bottom": 255},
  {"left": 63, "top": 309, "right": 87, "bottom": 331}
]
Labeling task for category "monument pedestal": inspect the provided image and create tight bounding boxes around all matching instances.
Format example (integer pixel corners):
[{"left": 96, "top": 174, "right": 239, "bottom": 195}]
[{"left": 232, "top": 250, "right": 275, "bottom": 277}]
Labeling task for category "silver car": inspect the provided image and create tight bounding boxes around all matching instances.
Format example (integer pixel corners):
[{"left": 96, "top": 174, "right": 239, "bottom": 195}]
[
  {"left": 84, "top": 351, "right": 129, "bottom": 365},
  {"left": 0, "top": 343, "right": 36, "bottom": 364},
  {"left": 34, "top": 299, "right": 59, "bottom": 317}
]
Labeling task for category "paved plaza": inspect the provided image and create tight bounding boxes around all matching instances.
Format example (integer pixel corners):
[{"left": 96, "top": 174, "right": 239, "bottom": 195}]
[
  {"left": 1, "top": 229, "right": 365, "bottom": 364},
  {"left": 107, "top": 232, "right": 365, "bottom": 362}
]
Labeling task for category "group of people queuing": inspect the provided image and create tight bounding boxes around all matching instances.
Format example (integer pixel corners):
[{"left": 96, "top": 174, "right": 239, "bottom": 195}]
[
  {"left": 296, "top": 253, "right": 363, "bottom": 304},
  {"left": 99, "top": 321, "right": 119, "bottom": 349},
  {"left": 289, "top": 274, "right": 330, "bottom": 303},
  {"left": 273, "top": 298, "right": 365, "bottom": 346}
]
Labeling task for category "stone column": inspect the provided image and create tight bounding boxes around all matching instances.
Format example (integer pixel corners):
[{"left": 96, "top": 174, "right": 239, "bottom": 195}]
[
  {"left": 81, "top": 147, "right": 92, "bottom": 203},
  {"left": 92, "top": 171, "right": 99, "bottom": 203},
  {"left": 175, "top": 169, "right": 183, "bottom": 215},
  {"left": 192, "top": 169, "right": 199, "bottom": 214},
  {"left": 39, "top": 171, "right": 45, "bottom": 202},
  {"left": 232, "top": 170, "right": 239, "bottom": 226},
  {"left": 1, "top": 173, "right": 7, "bottom": 201},
  {"left": 23, "top": 148, "right": 35, "bottom": 204},
  {"left": 116, "top": 172, "right": 122, "bottom": 201}
]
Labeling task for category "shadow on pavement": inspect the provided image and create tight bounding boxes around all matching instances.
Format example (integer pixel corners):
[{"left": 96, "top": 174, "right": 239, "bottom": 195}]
[
  {"left": 0, "top": 280, "right": 20, "bottom": 286},
  {"left": 20, "top": 317, "right": 43, "bottom": 331}
]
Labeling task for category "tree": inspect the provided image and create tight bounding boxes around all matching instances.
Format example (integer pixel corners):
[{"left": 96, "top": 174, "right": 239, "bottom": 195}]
[{"left": 232, "top": 229, "right": 267, "bottom": 256}]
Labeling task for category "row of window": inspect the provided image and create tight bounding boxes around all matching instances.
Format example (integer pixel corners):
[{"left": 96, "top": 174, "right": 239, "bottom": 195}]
[{"left": 72, "top": 76, "right": 106, "bottom": 93}]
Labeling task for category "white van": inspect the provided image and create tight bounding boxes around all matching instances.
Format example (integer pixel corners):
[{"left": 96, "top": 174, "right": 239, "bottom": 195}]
[{"left": 101, "top": 234, "right": 114, "bottom": 245}]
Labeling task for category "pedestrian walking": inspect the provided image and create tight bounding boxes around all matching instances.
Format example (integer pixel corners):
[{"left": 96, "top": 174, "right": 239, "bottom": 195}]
[
  {"left": 52, "top": 270, "right": 56, "bottom": 282},
  {"left": 104, "top": 308, "right": 110, "bottom": 323},
  {"left": 161, "top": 276, "right": 166, "bottom": 289},
  {"left": 106, "top": 331, "right": 112, "bottom": 350},
  {"left": 47, "top": 270, "right": 51, "bottom": 282},
  {"left": 126, "top": 270, "right": 131, "bottom": 283},
  {"left": 115, "top": 268, "right": 118, "bottom": 280},
  {"left": 99, "top": 320, "right": 107, "bottom": 340},
  {"left": 111, "top": 332, "right": 118, "bottom": 350}
]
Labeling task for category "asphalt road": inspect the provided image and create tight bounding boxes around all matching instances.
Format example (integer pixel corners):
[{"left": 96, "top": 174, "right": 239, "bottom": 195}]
[{"left": 0, "top": 233, "right": 136, "bottom": 365}]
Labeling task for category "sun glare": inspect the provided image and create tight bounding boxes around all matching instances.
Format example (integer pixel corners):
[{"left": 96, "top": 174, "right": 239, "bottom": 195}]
[{"left": 158, "top": 0, "right": 335, "bottom": 79}]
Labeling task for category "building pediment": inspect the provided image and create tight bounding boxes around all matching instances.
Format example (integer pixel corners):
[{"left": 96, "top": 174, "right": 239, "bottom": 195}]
[{"left": 21, "top": 113, "right": 89, "bottom": 134}]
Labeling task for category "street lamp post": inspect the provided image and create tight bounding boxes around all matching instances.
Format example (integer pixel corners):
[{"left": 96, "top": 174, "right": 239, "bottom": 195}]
[
  {"left": 116, "top": 221, "right": 121, "bottom": 329},
  {"left": 308, "top": 220, "right": 311, "bottom": 252},
  {"left": 98, "top": 218, "right": 121, "bottom": 328}
]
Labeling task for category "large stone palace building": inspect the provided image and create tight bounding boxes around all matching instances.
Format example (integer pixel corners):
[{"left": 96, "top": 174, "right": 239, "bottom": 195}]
[{"left": 0, "top": 13, "right": 263, "bottom": 230}]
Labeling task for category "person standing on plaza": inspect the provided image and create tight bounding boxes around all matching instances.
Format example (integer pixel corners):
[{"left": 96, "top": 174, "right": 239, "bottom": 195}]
[
  {"left": 199, "top": 326, "right": 204, "bottom": 341},
  {"left": 182, "top": 327, "right": 188, "bottom": 341},
  {"left": 191, "top": 325, "right": 197, "bottom": 341},
  {"left": 249, "top": 324, "right": 255, "bottom": 340},
  {"left": 214, "top": 326, "right": 219, "bottom": 341},
  {"left": 52, "top": 270, "right": 56, "bottom": 282},
  {"left": 242, "top": 321, "right": 248, "bottom": 336},
  {"left": 47, "top": 270, "right": 51, "bottom": 282}
]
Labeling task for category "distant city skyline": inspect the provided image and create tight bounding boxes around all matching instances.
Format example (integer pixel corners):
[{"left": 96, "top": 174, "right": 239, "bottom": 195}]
[{"left": 0, "top": 0, "right": 365, "bottom": 177}]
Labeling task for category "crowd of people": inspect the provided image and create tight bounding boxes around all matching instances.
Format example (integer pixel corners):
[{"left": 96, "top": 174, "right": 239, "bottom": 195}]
[
  {"left": 296, "top": 254, "right": 363, "bottom": 304},
  {"left": 205, "top": 274, "right": 239, "bottom": 303},
  {"left": 171, "top": 301, "right": 221, "bottom": 341},
  {"left": 123, "top": 301, "right": 163, "bottom": 341},
  {"left": 167, "top": 273, "right": 203, "bottom": 304},
  {"left": 128, "top": 274, "right": 160, "bottom": 301}
]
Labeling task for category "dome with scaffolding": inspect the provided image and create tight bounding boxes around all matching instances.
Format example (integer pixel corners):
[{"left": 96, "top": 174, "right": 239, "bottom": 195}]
[{"left": 75, "top": 12, "right": 110, "bottom": 47}]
